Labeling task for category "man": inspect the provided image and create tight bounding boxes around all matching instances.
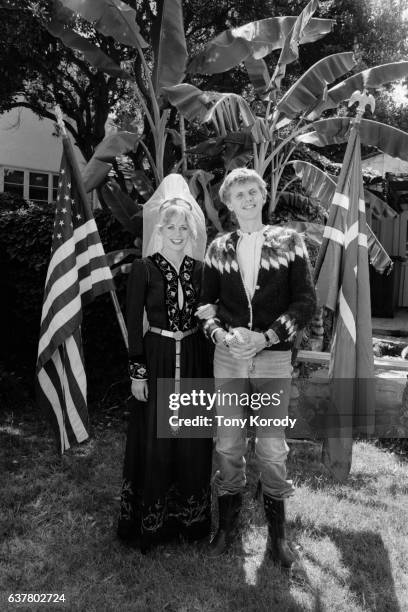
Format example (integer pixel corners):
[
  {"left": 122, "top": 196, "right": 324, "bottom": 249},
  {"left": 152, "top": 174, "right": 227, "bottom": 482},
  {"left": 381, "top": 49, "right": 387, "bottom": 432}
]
[{"left": 197, "top": 168, "right": 316, "bottom": 567}]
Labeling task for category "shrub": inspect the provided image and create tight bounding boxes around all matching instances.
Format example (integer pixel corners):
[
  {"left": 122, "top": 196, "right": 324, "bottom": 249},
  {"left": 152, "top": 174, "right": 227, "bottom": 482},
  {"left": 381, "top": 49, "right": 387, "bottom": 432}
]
[{"left": 0, "top": 191, "right": 30, "bottom": 211}]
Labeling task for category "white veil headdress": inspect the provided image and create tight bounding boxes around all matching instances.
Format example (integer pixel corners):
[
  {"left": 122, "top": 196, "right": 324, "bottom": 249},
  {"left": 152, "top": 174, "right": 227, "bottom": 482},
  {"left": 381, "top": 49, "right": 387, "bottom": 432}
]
[
  {"left": 141, "top": 174, "right": 207, "bottom": 337},
  {"left": 143, "top": 174, "right": 206, "bottom": 260}
]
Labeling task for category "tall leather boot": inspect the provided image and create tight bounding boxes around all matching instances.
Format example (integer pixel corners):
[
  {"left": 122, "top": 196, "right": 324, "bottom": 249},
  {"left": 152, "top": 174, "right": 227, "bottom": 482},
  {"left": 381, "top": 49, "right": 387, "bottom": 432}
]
[
  {"left": 263, "top": 494, "right": 296, "bottom": 569},
  {"left": 208, "top": 493, "right": 242, "bottom": 557}
]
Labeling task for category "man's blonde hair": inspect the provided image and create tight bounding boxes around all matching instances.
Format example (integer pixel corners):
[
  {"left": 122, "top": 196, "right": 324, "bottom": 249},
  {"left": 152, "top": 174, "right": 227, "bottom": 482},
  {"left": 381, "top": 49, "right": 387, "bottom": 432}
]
[{"left": 219, "top": 168, "right": 267, "bottom": 204}]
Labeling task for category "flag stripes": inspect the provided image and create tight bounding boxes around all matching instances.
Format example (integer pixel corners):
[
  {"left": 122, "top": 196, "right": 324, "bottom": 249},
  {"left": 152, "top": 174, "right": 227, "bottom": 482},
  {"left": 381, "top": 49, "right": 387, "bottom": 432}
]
[
  {"left": 36, "top": 137, "right": 114, "bottom": 452},
  {"left": 338, "top": 288, "right": 356, "bottom": 343}
]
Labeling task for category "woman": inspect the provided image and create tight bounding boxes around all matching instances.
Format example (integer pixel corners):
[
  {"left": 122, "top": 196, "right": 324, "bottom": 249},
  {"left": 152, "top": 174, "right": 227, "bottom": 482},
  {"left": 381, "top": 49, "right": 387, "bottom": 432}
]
[{"left": 118, "top": 174, "right": 213, "bottom": 552}]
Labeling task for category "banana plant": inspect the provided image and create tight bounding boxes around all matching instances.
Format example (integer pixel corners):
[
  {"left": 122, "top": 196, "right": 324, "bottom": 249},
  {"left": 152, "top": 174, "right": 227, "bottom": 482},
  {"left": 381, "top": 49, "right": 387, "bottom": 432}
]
[
  {"left": 44, "top": 0, "right": 187, "bottom": 196},
  {"left": 42, "top": 0, "right": 408, "bottom": 250},
  {"left": 163, "top": 0, "right": 408, "bottom": 229},
  {"left": 43, "top": 0, "right": 343, "bottom": 229}
]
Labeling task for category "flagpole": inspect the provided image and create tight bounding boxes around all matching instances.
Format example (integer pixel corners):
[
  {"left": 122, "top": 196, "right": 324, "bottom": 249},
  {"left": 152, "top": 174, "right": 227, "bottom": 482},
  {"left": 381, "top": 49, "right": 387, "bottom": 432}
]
[
  {"left": 292, "top": 90, "right": 376, "bottom": 365},
  {"left": 54, "top": 106, "right": 129, "bottom": 351}
]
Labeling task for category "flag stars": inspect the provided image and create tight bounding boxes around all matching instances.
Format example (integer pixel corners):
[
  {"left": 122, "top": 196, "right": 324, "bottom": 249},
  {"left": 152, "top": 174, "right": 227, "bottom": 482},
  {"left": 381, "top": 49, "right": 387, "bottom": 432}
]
[
  {"left": 57, "top": 233, "right": 62, "bottom": 239},
  {"left": 76, "top": 214, "right": 82, "bottom": 220},
  {"left": 64, "top": 195, "right": 70, "bottom": 201},
  {"left": 61, "top": 207, "right": 67, "bottom": 213},
  {"left": 59, "top": 220, "right": 64, "bottom": 226}
]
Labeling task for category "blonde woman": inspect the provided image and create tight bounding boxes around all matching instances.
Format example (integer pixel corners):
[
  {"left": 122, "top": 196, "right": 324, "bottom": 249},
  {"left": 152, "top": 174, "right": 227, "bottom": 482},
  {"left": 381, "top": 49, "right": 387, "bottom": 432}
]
[{"left": 118, "top": 175, "right": 213, "bottom": 553}]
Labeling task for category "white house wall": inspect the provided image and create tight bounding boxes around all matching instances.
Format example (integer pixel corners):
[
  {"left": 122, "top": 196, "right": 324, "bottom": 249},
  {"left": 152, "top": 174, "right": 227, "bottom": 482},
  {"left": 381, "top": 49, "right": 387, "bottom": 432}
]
[
  {"left": 0, "top": 105, "right": 89, "bottom": 203},
  {"left": 0, "top": 106, "right": 85, "bottom": 172}
]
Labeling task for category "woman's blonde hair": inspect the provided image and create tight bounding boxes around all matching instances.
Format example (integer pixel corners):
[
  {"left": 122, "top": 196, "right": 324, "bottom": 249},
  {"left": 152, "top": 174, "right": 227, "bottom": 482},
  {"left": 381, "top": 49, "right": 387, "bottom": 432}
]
[
  {"left": 157, "top": 199, "right": 198, "bottom": 239},
  {"left": 219, "top": 168, "right": 267, "bottom": 204}
]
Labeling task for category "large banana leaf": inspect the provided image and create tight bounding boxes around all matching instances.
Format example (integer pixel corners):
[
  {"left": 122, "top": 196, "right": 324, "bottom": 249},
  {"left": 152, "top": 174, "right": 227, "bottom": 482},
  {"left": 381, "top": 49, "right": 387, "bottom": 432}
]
[
  {"left": 59, "top": 0, "right": 147, "bottom": 48},
  {"left": 364, "top": 189, "right": 397, "bottom": 219},
  {"left": 290, "top": 160, "right": 397, "bottom": 219},
  {"left": 276, "top": 53, "right": 356, "bottom": 119},
  {"left": 101, "top": 181, "right": 142, "bottom": 236},
  {"left": 205, "top": 95, "right": 256, "bottom": 135},
  {"left": 163, "top": 85, "right": 255, "bottom": 133},
  {"left": 82, "top": 132, "right": 141, "bottom": 191},
  {"left": 308, "top": 61, "right": 408, "bottom": 120},
  {"left": 188, "top": 131, "right": 253, "bottom": 172},
  {"left": 289, "top": 161, "right": 336, "bottom": 207},
  {"left": 284, "top": 220, "right": 392, "bottom": 274},
  {"left": 270, "top": 0, "right": 319, "bottom": 92},
  {"left": 91, "top": 131, "right": 141, "bottom": 161},
  {"left": 162, "top": 84, "right": 221, "bottom": 122},
  {"left": 151, "top": 0, "right": 187, "bottom": 95},
  {"left": 287, "top": 162, "right": 393, "bottom": 273},
  {"left": 187, "top": 17, "right": 334, "bottom": 75},
  {"left": 298, "top": 118, "right": 408, "bottom": 161},
  {"left": 244, "top": 57, "right": 270, "bottom": 97},
  {"left": 46, "top": 15, "right": 131, "bottom": 79},
  {"left": 83, "top": 159, "right": 112, "bottom": 192},
  {"left": 188, "top": 170, "right": 222, "bottom": 232},
  {"left": 365, "top": 225, "right": 394, "bottom": 274}
]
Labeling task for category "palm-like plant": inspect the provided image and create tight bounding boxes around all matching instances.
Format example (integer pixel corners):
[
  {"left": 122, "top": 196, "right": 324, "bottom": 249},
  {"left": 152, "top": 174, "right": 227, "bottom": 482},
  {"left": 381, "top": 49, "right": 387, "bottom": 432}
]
[
  {"left": 42, "top": 0, "right": 408, "bottom": 274},
  {"left": 164, "top": 0, "right": 408, "bottom": 271}
]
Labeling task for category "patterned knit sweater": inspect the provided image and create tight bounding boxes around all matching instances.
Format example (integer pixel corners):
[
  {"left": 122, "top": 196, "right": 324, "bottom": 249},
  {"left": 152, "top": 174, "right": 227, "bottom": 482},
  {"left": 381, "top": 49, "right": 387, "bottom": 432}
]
[{"left": 199, "top": 225, "right": 317, "bottom": 350}]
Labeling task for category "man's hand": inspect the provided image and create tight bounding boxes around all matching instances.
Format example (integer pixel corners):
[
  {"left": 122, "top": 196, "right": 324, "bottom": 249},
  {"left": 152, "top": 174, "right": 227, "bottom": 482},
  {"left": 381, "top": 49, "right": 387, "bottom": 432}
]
[
  {"left": 228, "top": 329, "right": 265, "bottom": 359},
  {"left": 249, "top": 331, "right": 268, "bottom": 353},
  {"left": 195, "top": 303, "right": 217, "bottom": 319},
  {"left": 131, "top": 379, "right": 148, "bottom": 402}
]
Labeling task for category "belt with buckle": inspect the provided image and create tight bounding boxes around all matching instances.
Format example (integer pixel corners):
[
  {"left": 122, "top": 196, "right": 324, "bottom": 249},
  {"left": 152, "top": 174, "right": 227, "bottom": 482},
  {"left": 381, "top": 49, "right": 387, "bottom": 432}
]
[
  {"left": 148, "top": 326, "right": 198, "bottom": 395},
  {"left": 148, "top": 326, "right": 198, "bottom": 341},
  {"left": 148, "top": 326, "right": 199, "bottom": 435}
]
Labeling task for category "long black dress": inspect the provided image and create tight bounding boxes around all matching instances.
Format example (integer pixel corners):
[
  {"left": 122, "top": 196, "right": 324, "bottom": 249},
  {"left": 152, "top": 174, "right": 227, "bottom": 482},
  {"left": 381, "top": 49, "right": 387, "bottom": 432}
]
[{"left": 118, "top": 253, "right": 212, "bottom": 552}]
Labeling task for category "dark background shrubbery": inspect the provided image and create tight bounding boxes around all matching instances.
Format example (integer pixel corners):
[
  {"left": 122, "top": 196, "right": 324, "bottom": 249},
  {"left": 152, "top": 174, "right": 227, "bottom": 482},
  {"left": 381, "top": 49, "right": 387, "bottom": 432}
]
[{"left": 0, "top": 194, "right": 135, "bottom": 408}]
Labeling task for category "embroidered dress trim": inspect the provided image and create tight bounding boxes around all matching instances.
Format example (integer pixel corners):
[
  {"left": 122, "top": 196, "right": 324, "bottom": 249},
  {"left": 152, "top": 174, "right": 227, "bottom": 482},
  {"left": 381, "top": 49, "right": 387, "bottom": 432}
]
[
  {"left": 119, "top": 479, "right": 211, "bottom": 534},
  {"left": 128, "top": 360, "right": 147, "bottom": 380},
  {"left": 150, "top": 253, "right": 197, "bottom": 331}
]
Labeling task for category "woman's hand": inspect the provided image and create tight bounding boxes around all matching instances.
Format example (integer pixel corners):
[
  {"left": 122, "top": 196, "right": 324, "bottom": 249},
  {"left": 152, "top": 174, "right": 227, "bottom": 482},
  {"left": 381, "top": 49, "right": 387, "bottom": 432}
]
[
  {"left": 131, "top": 379, "right": 149, "bottom": 402},
  {"left": 195, "top": 303, "right": 217, "bottom": 319}
]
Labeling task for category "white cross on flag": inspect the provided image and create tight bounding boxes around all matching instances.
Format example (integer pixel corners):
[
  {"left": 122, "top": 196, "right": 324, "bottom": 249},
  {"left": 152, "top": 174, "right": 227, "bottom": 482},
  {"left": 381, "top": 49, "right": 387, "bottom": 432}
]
[
  {"left": 315, "top": 122, "right": 375, "bottom": 481},
  {"left": 36, "top": 136, "right": 114, "bottom": 453}
]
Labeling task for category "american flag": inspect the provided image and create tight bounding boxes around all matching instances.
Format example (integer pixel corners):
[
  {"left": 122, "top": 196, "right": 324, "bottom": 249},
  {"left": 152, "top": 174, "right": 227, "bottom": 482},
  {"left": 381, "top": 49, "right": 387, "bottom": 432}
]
[
  {"left": 36, "top": 136, "right": 115, "bottom": 453},
  {"left": 315, "top": 120, "right": 375, "bottom": 481}
]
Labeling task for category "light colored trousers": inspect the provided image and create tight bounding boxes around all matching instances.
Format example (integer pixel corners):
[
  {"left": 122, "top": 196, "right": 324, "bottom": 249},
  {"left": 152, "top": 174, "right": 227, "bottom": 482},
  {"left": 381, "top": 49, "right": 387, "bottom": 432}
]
[{"left": 213, "top": 344, "right": 295, "bottom": 500}]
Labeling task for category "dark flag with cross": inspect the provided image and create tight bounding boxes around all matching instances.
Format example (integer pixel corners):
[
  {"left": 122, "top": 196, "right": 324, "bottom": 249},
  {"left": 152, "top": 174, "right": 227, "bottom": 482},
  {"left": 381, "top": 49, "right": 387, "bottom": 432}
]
[
  {"left": 36, "top": 134, "right": 115, "bottom": 453},
  {"left": 314, "top": 90, "right": 376, "bottom": 481}
]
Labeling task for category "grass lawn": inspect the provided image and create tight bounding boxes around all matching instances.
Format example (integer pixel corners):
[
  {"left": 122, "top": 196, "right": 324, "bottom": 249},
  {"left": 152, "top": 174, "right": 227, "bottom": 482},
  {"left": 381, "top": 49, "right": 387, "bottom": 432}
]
[{"left": 1, "top": 403, "right": 407, "bottom": 612}]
